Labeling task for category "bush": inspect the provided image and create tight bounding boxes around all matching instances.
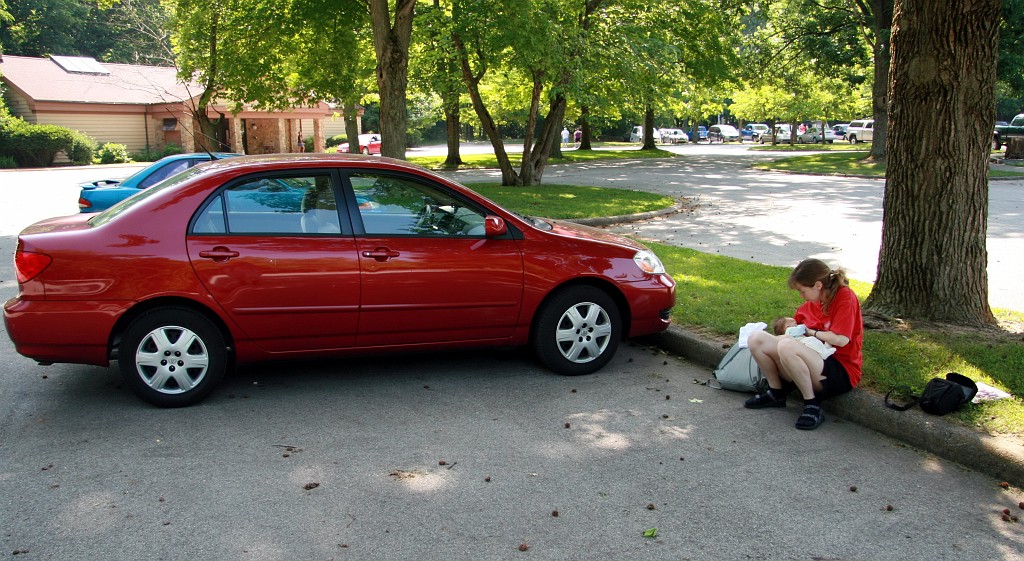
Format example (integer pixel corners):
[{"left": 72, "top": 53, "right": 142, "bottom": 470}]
[
  {"left": 0, "top": 116, "right": 96, "bottom": 167},
  {"left": 97, "top": 143, "right": 131, "bottom": 164},
  {"left": 0, "top": 155, "right": 17, "bottom": 169},
  {"left": 130, "top": 143, "right": 183, "bottom": 162},
  {"left": 68, "top": 131, "right": 97, "bottom": 165},
  {"left": 326, "top": 134, "right": 348, "bottom": 148}
]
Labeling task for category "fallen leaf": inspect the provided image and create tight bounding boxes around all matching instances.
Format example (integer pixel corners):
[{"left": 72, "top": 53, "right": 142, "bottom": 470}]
[
  {"left": 643, "top": 528, "right": 658, "bottom": 538},
  {"left": 689, "top": 398, "right": 703, "bottom": 403}
]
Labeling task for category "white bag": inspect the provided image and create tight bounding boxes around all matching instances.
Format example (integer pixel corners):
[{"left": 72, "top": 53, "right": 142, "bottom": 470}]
[{"left": 710, "top": 343, "right": 767, "bottom": 393}]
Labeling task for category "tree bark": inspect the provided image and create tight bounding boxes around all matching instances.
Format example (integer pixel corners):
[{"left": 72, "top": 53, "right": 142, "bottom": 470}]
[
  {"left": 867, "top": 0, "right": 893, "bottom": 162},
  {"left": 641, "top": 107, "right": 657, "bottom": 150},
  {"left": 370, "top": 0, "right": 415, "bottom": 160},
  {"left": 579, "top": 105, "right": 593, "bottom": 151},
  {"left": 863, "top": 0, "right": 1000, "bottom": 326}
]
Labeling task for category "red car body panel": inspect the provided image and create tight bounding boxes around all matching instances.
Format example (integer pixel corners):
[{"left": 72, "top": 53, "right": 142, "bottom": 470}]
[{"left": 4, "top": 154, "right": 675, "bottom": 372}]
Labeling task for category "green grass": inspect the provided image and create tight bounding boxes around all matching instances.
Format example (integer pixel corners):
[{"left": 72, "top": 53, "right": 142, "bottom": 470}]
[
  {"left": 755, "top": 151, "right": 886, "bottom": 177},
  {"left": 748, "top": 143, "right": 866, "bottom": 151},
  {"left": 469, "top": 182, "right": 1024, "bottom": 436},
  {"left": 408, "top": 147, "right": 674, "bottom": 170},
  {"left": 466, "top": 183, "right": 675, "bottom": 219},
  {"left": 757, "top": 150, "right": 1024, "bottom": 178},
  {"left": 647, "top": 242, "right": 1024, "bottom": 435}
]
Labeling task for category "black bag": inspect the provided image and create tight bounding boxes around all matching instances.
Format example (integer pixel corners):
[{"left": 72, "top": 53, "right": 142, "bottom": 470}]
[{"left": 884, "top": 373, "right": 978, "bottom": 416}]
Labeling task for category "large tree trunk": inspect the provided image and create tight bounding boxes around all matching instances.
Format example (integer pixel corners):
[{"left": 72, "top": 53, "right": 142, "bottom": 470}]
[
  {"left": 452, "top": 33, "right": 518, "bottom": 185},
  {"left": 370, "top": 0, "right": 415, "bottom": 160},
  {"left": 442, "top": 91, "right": 463, "bottom": 168},
  {"left": 868, "top": 0, "right": 893, "bottom": 162},
  {"left": 863, "top": 0, "right": 1000, "bottom": 326},
  {"left": 522, "top": 93, "right": 567, "bottom": 185},
  {"left": 343, "top": 100, "right": 360, "bottom": 154},
  {"left": 579, "top": 105, "right": 593, "bottom": 151},
  {"left": 641, "top": 107, "right": 657, "bottom": 150}
]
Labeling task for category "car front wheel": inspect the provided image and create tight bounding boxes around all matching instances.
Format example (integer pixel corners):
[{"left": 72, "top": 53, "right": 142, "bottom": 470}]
[
  {"left": 849, "top": 135, "right": 858, "bottom": 144},
  {"left": 532, "top": 286, "right": 621, "bottom": 376},
  {"left": 119, "top": 307, "right": 227, "bottom": 407}
]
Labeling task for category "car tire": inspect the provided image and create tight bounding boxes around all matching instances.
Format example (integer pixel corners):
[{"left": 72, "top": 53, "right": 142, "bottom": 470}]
[
  {"left": 118, "top": 307, "right": 227, "bottom": 407},
  {"left": 532, "top": 286, "right": 621, "bottom": 376},
  {"left": 361, "top": 147, "right": 370, "bottom": 155},
  {"left": 849, "top": 135, "right": 858, "bottom": 144}
]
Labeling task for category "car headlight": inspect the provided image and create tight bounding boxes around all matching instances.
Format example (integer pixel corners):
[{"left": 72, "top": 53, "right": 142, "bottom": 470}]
[{"left": 633, "top": 250, "right": 666, "bottom": 275}]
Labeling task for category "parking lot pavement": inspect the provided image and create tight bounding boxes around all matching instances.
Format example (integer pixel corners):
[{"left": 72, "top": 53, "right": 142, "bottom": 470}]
[{"left": 2, "top": 306, "right": 1023, "bottom": 560}]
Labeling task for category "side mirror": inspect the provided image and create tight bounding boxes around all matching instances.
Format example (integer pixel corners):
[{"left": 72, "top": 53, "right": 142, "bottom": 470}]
[{"left": 484, "top": 215, "right": 507, "bottom": 237}]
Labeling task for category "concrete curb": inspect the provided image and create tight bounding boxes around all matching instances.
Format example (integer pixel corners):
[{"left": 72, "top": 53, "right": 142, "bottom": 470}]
[
  {"left": 652, "top": 325, "right": 1024, "bottom": 486},
  {"left": 571, "top": 201, "right": 685, "bottom": 227}
]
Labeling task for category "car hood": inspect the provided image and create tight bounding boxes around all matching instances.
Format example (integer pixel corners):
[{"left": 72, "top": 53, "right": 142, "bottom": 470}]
[{"left": 544, "top": 218, "right": 648, "bottom": 252}]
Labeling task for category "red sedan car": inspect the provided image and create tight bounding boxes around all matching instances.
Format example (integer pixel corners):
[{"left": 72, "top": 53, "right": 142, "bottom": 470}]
[
  {"left": 4, "top": 154, "right": 676, "bottom": 407},
  {"left": 338, "top": 133, "right": 382, "bottom": 155}
]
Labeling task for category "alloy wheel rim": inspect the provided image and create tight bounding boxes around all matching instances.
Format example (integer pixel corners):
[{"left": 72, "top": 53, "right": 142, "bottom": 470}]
[
  {"left": 554, "top": 302, "right": 612, "bottom": 363},
  {"left": 134, "top": 325, "right": 210, "bottom": 394}
]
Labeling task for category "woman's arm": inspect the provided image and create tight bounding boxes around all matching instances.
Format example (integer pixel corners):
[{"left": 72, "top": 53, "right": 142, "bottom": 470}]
[{"left": 807, "top": 328, "right": 849, "bottom": 347}]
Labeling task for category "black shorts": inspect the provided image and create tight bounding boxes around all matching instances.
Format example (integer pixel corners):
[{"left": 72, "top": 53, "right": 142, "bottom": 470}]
[{"left": 818, "top": 357, "right": 854, "bottom": 400}]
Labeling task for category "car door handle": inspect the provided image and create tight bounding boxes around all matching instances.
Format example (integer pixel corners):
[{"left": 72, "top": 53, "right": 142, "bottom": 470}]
[
  {"left": 198, "top": 247, "right": 240, "bottom": 262},
  {"left": 362, "top": 247, "right": 401, "bottom": 261}
]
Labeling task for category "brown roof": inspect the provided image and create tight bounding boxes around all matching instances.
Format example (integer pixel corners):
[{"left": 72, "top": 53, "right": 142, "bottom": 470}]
[{"left": 0, "top": 55, "right": 196, "bottom": 105}]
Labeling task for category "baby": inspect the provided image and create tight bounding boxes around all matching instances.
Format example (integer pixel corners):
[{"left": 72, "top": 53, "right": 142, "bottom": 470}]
[{"left": 772, "top": 317, "right": 836, "bottom": 359}]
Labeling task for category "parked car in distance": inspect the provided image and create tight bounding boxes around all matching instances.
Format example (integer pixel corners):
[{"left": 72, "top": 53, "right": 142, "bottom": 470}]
[
  {"left": 993, "top": 115, "right": 1024, "bottom": 150},
  {"left": 796, "top": 126, "right": 836, "bottom": 144},
  {"left": 696, "top": 126, "right": 708, "bottom": 142},
  {"left": 630, "top": 126, "right": 662, "bottom": 143},
  {"left": 845, "top": 119, "right": 874, "bottom": 144},
  {"left": 833, "top": 124, "right": 849, "bottom": 141},
  {"left": 759, "top": 124, "right": 792, "bottom": 144},
  {"left": 742, "top": 124, "right": 770, "bottom": 141},
  {"left": 707, "top": 125, "right": 741, "bottom": 143},
  {"left": 6, "top": 154, "right": 677, "bottom": 407},
  {"left": 660, "top": 128, "right": 689, "bottom": 144},
  {"left": 78, "top": 152, "right": 241, "bottom": 212},
  {"left": 338, "top": 133, "right": 382, "bottom": 155}
]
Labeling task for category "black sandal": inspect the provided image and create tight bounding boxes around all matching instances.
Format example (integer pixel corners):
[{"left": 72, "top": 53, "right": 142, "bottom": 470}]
[{"left": 795, "top": 404, "right": 824, "bottom": 430}]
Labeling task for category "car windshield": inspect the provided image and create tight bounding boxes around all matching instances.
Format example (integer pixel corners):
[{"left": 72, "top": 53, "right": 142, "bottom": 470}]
[{"left": 89, "top": 165, "right": 209, "bottom": 227}]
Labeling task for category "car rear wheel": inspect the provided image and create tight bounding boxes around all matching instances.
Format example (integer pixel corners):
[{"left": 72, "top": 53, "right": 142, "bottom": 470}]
[
  {"left": 361, "top": 146, "right": 370, "bottom": 155},
  {"left": 849, "top": 135, "right": 858, "bottom": 144},
  {"left": 119, "top": 307, "right": 227, "bottom": 407},
  {"left": 532, "top": 286, "right": 621, "bottom": 376}
]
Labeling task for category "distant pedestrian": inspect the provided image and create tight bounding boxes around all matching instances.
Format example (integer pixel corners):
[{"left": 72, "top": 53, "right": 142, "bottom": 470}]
[
  {"left": 561, "top": 127, "right": 570, "bottom": 147},
  {"left": 743, "top": 259, "right": 863, "bottom": 430},
  {"left": 574, "top": 127, "right": 582, "bottom": 147}
]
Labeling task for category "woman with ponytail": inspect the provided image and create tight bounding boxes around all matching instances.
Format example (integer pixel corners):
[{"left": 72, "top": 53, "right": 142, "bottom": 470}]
[{"left": 744, "top": 258, "right": 864, "bottom": 430}]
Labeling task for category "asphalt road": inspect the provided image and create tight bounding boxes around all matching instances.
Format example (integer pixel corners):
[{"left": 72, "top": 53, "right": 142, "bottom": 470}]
[{"left": 2, "top": 148, "right": 1023, "bottom": 559}]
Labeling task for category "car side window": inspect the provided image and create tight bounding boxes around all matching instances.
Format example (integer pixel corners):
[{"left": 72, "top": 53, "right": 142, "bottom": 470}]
[
  {"left": 349, "top": 173, "right": 487, "bottom": 237},
  {"left": 139, "top": 159, "right": 192, "bottom": 189},
  {"left": 192, "top": 174, "right": 341, "bottom": 235}
]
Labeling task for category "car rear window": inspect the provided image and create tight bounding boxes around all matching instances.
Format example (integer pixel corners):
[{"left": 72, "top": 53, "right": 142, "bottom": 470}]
[{"left": 90, "top": 165, "right": 209, "bottom": 227}]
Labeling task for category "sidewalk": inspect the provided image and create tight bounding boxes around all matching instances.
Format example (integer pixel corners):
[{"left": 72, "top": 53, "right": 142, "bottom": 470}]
[
  {"left": 651, "top": 325, "right": 1024, "bottom": 486},
  {"left": 572, "top": 209, "right": 1024, "bottom": 487}
]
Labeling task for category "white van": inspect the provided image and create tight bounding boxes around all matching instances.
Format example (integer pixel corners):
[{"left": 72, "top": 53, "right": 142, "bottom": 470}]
[
  {"left": 630, "top": 126, "right": 661, "bottom": 143},
  {"left": 846, "top": 119, "right": 874, "bottom": 144}
]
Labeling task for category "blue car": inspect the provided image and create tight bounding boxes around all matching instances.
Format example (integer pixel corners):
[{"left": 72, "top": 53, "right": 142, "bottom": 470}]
[{"left": 78, "top": 152, "right": 240, "bottom": 212}]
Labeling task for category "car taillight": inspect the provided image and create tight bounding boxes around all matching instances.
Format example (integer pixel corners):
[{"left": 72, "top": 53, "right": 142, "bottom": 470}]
[
  {"left": 78, "top": 197, "right": 92, "bottom": 209},
  {"left": 15, "top": 250, "right": 53, "bottom": 283}
]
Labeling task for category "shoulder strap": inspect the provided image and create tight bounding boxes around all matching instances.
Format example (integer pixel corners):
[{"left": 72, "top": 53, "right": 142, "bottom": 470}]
[{"left": 884, "top": 386, "right": 920, "bottom": 411}]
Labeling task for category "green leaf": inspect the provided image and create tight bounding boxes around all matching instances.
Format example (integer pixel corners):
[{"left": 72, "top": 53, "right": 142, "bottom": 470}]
[{"left": 643, "top": 527, "right": 658, "bottom": 538}]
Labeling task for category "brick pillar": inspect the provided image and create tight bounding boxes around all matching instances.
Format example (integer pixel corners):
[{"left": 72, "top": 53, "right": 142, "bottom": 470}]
[
  {"left": 314, "top": 118, "right": 325, "bottom": 153},
  {"left": 231, "top": 118, "right": 244, "bottom": 154}
]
